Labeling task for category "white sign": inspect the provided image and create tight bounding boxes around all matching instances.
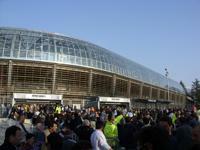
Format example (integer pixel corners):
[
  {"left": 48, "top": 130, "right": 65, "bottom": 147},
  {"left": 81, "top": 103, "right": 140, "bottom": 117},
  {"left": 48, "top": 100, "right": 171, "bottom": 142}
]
[
  {"left": 13, "top": 93, "right": 62, "bottom": 100},
  {"left": 99, "top": 97, "right": 130, "bottom": 103}
]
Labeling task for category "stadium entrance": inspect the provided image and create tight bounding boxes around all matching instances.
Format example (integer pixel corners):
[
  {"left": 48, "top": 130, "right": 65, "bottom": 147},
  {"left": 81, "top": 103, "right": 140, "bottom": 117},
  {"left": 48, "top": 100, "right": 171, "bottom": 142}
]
[
  {"left": 85, "top": 96, "right": 131, "bottom": 110},
  {"left": 12, "top": 93, "right": 63, "bottom": 106}
]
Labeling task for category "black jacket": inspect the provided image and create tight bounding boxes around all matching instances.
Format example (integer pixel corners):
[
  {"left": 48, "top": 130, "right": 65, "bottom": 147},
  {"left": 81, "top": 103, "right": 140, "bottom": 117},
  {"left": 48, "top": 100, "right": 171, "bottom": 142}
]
[{"left": 0, "top": 142, "right": 17, "bottom": 150}]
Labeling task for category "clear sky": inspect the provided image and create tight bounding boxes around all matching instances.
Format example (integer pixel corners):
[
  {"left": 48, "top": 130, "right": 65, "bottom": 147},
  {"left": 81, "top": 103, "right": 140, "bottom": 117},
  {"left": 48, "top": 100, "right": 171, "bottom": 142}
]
[{"left": 0, "top": 0, "right": 200, "bottom": 88}]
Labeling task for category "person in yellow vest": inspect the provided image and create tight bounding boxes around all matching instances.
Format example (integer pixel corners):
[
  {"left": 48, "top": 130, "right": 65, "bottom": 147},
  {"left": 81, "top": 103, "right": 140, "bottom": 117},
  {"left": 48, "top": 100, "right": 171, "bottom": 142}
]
[
  {"left": 104, "top": 113, "right": 118, "bottom": 138},
  {"left": 55, "top": 104, "right": 61, "bottom": 114},
  {"left": 114, "top": 111, "right": 124, "bottom": 125},
  {"left": 104, "top": 113, "right": 118, "bottom": 148}
]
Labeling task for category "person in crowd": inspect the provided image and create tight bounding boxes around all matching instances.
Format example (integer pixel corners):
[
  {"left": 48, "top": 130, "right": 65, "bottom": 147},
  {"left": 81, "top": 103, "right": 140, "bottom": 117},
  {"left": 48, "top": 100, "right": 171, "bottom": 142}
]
[
  {"left": 114, "top": 110, "right": 124, "bottom": 125},
  {"left": 0, "top": 126, "right": 22, "bottom": 150},
  {"left": 89, "top": 107, "right": 97, "bottom": 129},
  {"left": 70, "top": 112, "right": 82, "bottom": 131},
  {"left": 60, "top": 123, "right": 79, "bottom": 150},
  {"left": 90, "top": 120, "right": 112, "bottom": 150},
  {"left": 142, "top": 116, "right": 151, "bottom": 128},
  {"left": 15, "top": 113, "right": 29, "bottom": 144},
  {"left": 72, "top": 140, "right": 92, "bottom": 150},
  {"left": 159, "top": 116, "right": 177, "bottom": 150},
  {"left": 47, "top": 121, "right": 62, "bottom": 150},
  {"left": 33, "top": 121, "right": 46, "bottom": 149},
  {"left": 192, "top": 124, "right": 200, "bottom": 144},
  {"left": 104, "top": 113, "right": 118, "bottom": 139},
  {"left": 138, "top": 126, "right": 169, "bottom": 150},
  {"left": 55, "top": 104, "right": 62, "bottom": 114},
  {"left": 118, "top": 114, "right": 137, "bottom": 149},
  {"left": 104, "top": 112, "right": 118, "bottom": 149},
  {"left": 100, "top": 109, "right": 107, "bottom": 123},
  {"left": 21, "top": 133, "right": 35, "bottom": 150},
  {"left": 171, "top": 113, "right": 194, "bottom": 150},
  {"left": 75, "top": 119, "right": 94, "bottom": 142},
  {"left": 190, "top": 124, "right": 200, "bottom": 150}
]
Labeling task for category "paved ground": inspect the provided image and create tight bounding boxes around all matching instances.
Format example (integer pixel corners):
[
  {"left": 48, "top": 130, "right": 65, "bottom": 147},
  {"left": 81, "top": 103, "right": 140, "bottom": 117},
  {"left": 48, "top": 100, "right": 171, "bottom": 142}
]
[{"left": 0, "top": 118, "right": 10, "bottom": 145}]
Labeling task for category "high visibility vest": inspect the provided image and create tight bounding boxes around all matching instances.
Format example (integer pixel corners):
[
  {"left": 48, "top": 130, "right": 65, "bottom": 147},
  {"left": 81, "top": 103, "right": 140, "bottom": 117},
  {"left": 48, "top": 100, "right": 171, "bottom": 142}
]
[
  {"left": 104, "top": 121, "right": 118, "bottom": 138},
  {"left": 114, "top": 115, "right": 123, "bottom": 125},
  {"left": 55, "top": 106, "right": 61, "bottom": 114},
  {"left": 172, "top": 114, "right": 177, "bottom": 125}
]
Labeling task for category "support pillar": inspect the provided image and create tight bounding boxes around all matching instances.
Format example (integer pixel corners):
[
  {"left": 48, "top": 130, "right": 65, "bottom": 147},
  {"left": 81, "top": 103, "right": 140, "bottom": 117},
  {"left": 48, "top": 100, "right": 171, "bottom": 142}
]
[
  {"left": 7, "top": 60, "right": 13, "bottom": 88},
  {"left": 7, "top": 60, "right": 13, "bottom": 103},
  {"left": 52, "top": 64, "right": 57, "bottom": 94},
  {"left": 149, "top": 86, "right": 152, "bottom": 99},
  {"left": 88, "top": 69, "right": 93, "bottom": 95},
  {"left": 139, "top": 83, "right": 143, "bottom": 99},
  {"left": 112, "top": 75, "right": 116, "bottom": 96}
]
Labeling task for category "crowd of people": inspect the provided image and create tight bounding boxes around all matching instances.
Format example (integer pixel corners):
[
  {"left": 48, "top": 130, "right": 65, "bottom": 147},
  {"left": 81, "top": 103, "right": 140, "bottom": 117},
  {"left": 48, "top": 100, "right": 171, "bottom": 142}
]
[{"left": 0, "top": 103, "right": 200, "bottom": 150}]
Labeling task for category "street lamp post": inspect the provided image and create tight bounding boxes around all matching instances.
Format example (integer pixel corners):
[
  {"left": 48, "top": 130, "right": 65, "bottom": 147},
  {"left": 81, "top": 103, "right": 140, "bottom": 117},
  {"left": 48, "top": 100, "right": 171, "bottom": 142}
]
[{"left": 165, "top": 68, "right": 169, "bottom": 101}]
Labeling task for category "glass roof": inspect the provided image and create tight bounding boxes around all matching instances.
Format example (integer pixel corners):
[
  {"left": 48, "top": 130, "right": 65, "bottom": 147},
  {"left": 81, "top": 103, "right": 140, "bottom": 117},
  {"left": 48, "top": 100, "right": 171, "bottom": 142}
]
[{"left": 0, "top": 27, "right": 184, "bottom": 93}]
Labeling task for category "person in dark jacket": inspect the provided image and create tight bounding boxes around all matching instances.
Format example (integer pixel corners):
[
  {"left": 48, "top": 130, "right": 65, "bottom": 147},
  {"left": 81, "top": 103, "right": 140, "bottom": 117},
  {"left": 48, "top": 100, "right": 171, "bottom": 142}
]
[
  {"left": 0, "top": 125, "right": 22, "bottom": 150},
  {"left": 21, "top": 133, "right": 35, "bottom": 150},
  {"left": 60, "top": 123, "right": 79, "bottom": 150},
  {"left": 118, "top": 116, "right": 137, "bottom": 149},
  {"left": 75, "top": 119, "right": 94, "bottom": 142},
  {"left": 47, "top": 121, "right": 62, "bottom": 150}
]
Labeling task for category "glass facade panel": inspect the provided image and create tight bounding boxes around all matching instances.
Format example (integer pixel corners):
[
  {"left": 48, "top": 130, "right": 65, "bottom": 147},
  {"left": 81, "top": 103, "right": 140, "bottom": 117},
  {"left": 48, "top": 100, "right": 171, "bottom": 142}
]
[
  {"left": 0, "top": 48, "right": 3, "bottom": 56},
  {"left": 20, "top": 50, "right": 26, "bottom": 58},
  {"left": 43, "top": 45, "right": 49, "bottom": 52},
  {"left": 3, "top": 49, "right": 11, "bottom": 57},
  {"left": 35, "top": 51, "right": 41, "bottom": 60},
  {"left": 42, "top": 52, "right": 49, "bottom": 60},
  {"left": 27, "top": 43, "right": 34, "bottom": 51},
  {"left": 49, "top": 53, "right": 55, "bottom": 61},
  {"left": 35, "top": 44, "right": 42, "bottom": 51},
  {"left": 70, "top": 55, "right": 75, "bottom": 64},
  {"left": 0, "top": 41, "right": 4, "bottom": 48},
  {"left": 63, "top": 47, "right": 68, "bottom": 55},
  {"left": 57, "top": 54, "right": 63, "bottom": 62},
  {"left": 13, "top": 50, "right": 19, "bottom": 58},
  {"left": 82, "top": 58, "right": 87, "bottom": 66},
  {"left": 27, "top": 50, "right": 34, "bottom": 59},
  {"left": 75, "top": 56, "right": 81, "bottom": 65},
  {"left": 20, "top": 42, "right": 27, "bottom": 51},
  {"left": 5, "top": 41, "right": 12, "bottom": 49},
  {"left": 57, "top": 46, "right": 62, "bottom": 54},
  {"left": 63, "top": 55, "right": 70, "bottom": 63},
  {"left": 69, "top": 48, "right": 74, "bottom": 56},
  {"left": 80, "top": 49, "right": 86, "bottom": 58},
  {"left": 75, "top": 49, "right": 81, "bottom": 57}
]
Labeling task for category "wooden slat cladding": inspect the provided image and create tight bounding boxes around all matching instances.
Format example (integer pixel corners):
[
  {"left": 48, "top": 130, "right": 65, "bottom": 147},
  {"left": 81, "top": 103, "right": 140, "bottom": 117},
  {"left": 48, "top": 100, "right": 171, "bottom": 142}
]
[
  {"left": 56, "top": 69, "right": 89, "bottom": 95},
  {"left": 12, "top": 65, "right": 53, "bottom": 93},
  {"left": 115, "top": 78, "right": 128, "bottom": 97},
  {"left": 92, "top": 73, "right": 112, "bottom": 96}
]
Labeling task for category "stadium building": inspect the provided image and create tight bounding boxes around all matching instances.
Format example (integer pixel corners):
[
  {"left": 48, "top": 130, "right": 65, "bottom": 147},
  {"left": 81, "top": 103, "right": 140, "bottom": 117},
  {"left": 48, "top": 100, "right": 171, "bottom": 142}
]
[{"left": 0, "top": 27, "right": 185, "bottom": 109}]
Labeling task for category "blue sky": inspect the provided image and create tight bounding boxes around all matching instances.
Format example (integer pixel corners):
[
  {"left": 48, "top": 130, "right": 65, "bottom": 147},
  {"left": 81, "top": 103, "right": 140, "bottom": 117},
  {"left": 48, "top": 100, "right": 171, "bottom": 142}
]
[{"left": 0, "top": 0, "right": 200, "bottom": 88}]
